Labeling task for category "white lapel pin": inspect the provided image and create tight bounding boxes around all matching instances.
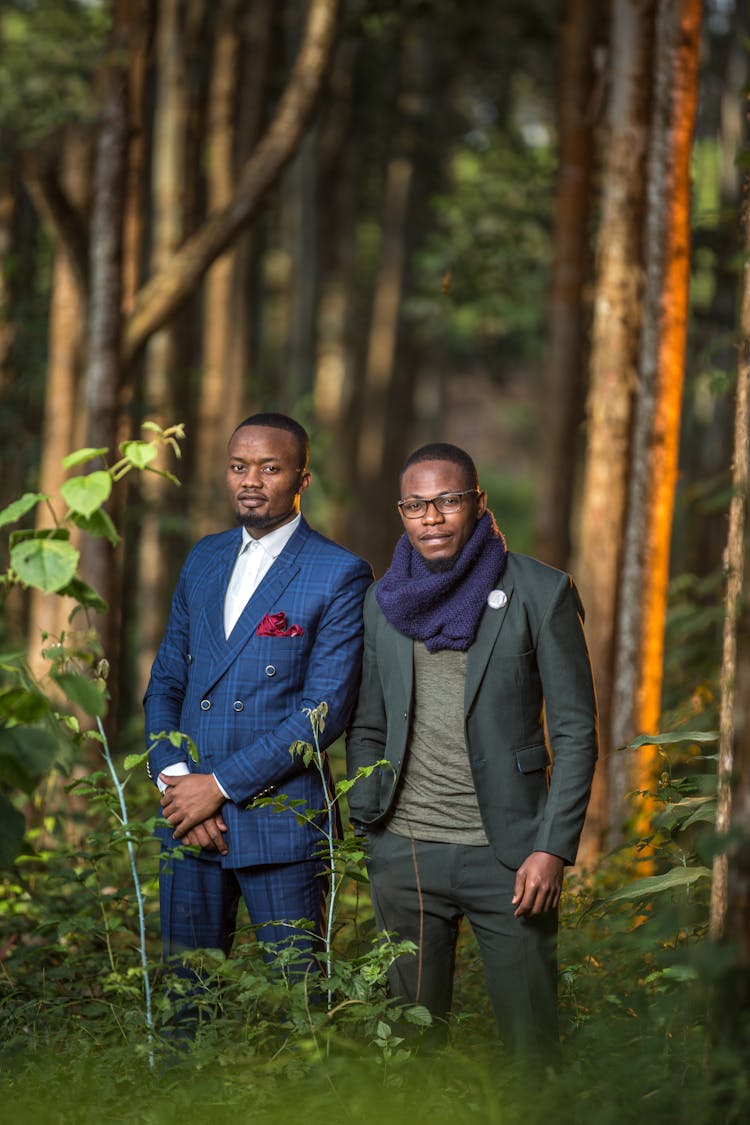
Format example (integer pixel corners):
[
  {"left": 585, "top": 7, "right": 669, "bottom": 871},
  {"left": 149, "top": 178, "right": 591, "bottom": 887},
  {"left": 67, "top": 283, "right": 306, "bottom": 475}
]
[{"left": 487, "top": 589, "right": 507, "bottom": 609}]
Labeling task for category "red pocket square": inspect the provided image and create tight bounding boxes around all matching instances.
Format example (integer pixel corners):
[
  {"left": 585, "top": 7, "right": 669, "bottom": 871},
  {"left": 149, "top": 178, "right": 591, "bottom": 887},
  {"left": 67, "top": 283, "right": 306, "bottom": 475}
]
[{"left": 256, "top": 611, "right": 304, "bottom": 637}]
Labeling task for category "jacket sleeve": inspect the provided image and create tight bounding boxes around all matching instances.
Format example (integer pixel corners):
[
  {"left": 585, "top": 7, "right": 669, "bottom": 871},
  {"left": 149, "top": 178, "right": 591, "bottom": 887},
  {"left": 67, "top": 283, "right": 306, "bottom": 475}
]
[
  {"left": 531, "top": 574, "right": 599, "bottom": 863},
  {"left": 214, "top": 558, "right": 373, "bottom": 805},
  {"left": 345, "top": 586, "right": 389, "bottom": 827}
]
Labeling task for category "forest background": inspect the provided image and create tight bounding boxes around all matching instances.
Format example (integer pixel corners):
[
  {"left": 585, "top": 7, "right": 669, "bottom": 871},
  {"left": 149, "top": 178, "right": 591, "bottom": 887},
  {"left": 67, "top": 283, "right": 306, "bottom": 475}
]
[{"left": 2, "top": 0, "right": 750, "bottom": 1122}]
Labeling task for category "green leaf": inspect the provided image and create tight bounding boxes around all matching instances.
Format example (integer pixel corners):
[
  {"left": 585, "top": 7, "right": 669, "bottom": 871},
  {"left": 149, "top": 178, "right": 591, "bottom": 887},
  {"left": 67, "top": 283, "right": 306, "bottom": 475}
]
[
  {"left": 123, "top": 750, "right": 151, "bottom": 771},
  {"left": 0, "top": 726, "right": 60, "bottom": 792},
  {"left": 61, "top": 447, "right": 109, "bottom": 470},
  {"left": 60, "top": 471, "right": 112, "bottom": 517},
  {"left": 53, "top": 672, "right": 108, "bottom": 718},
  {"left": 623, "top": 730, "right": 719, "bottom": 752},
  {"left": 403, "top": 1004, "right": 432, "bottom": 1026},
  {"left": 10, "top": 537, "right": 79, "bottom": 592},
  {"left": 120, "top": 440, "right": 157, "bottom": 469},
  {"left": 70, "top": 508, "right": 121, "bottom": 546},
  {"left": 0, "top": 492, "right": 46, "bottom": 530},
  {"left": 56, "top": 577, "right": 108, "bottom": 615},
  {"left": 0, "top": 793, "right": 26, "bottom": 868},
  {"left": 0, "top": 687, "right": 51, "bottom": 723},
  {"left": 605, "top": 866, "right": 711, "bottom": 903}
]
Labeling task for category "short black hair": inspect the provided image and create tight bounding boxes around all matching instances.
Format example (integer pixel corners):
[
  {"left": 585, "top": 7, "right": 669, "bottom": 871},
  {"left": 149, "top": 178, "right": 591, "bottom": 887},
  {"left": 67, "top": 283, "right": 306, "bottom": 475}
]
[
  {"left": 233, "top": 412, "right": 310, "bottom": 470},
  {"left": 399, "top": 442, "right": 479, "bottom": 492}
]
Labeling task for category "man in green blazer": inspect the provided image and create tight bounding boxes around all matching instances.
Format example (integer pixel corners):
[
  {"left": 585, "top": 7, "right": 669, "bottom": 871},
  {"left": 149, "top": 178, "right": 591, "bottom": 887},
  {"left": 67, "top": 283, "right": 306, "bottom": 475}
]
[{"left": 346, "top": 442, "right": 598, "bottom": 1056}]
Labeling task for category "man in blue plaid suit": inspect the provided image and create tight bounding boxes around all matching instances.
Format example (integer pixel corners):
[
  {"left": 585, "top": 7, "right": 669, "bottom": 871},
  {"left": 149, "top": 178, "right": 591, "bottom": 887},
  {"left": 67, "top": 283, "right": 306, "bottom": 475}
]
[{"left": 144, "top": 413, "right": 372, "bottom": 995}]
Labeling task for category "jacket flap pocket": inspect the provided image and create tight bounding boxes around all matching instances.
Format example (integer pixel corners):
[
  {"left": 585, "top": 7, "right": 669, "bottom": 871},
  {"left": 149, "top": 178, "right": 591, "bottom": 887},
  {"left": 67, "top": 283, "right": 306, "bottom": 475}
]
[{"left": 515, "top": 744, "right": 549, "bottom": 774}]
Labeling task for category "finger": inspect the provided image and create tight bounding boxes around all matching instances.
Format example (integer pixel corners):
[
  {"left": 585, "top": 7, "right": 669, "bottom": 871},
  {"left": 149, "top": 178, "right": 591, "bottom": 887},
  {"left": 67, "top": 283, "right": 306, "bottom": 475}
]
[{"left": 512, "top": 867, "right": 526, "bottom": 905}]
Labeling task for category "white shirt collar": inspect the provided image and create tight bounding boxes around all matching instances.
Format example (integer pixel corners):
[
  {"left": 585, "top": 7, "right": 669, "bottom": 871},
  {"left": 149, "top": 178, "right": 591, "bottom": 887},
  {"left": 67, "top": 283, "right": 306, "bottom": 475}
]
[{"left": 240, "top": 512, "right": 301, "bottom": 559}]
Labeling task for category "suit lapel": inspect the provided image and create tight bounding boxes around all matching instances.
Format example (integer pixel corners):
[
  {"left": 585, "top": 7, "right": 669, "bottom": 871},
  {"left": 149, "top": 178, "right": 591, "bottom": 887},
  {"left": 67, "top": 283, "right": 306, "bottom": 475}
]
[
  {"left": 199, "top": 519, "right": 309, "bottom": 691},
  {"left": 464, "top": 572, "right": 515, "bottom": 714}
]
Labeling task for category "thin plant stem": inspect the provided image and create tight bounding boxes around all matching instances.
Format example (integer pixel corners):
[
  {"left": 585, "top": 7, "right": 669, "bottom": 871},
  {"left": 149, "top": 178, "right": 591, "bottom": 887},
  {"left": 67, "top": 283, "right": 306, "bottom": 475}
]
[{"left": 96, "top": 715, "right": 155, "bottom": 1070}]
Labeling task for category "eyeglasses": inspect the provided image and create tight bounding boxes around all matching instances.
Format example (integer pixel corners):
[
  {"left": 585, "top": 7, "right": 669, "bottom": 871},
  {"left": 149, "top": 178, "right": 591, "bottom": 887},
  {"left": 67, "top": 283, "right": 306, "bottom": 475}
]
[{"left": 397, "top": 489, "right": 479, "bottom": 519}]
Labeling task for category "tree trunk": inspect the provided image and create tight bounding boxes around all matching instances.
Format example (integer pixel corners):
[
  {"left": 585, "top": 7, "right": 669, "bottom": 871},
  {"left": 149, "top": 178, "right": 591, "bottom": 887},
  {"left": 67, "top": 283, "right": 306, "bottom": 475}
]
[
  {"left": 352, "top": 16, "right": 430, "bottom": 573},
  {"left": 611, "top": 0, "right": 703, "bottom": 848},
  {"left": 709, "top": 162, "right": 750, "bottom": 944},
  {"left": 193, "top": 0, "right": 275, "bottom": 539},
  {"left": 534, "top": 0, "right": 599, "bottom": 571},
  {"left": 136, "top": 0, "right": 195, "bottom": 694},
  {"left": 573, "top": 0, "right": 655, "bottom": 864},
  {"left": 25, "top": 130, "right": 91, "bottom": 678}
]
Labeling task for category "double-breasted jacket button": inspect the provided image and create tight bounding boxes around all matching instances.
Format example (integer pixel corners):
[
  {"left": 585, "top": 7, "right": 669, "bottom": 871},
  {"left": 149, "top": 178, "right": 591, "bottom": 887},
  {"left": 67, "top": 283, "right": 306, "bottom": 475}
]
[
  {"left": 200, "top": 699, "right": 211, "bottom": 711},
  {"left": 187, "top": 653, "right": 193, "bottom": 664},
  {"left": 265, "top": 665, "right": 277, "bottom": 677},
  {"left": 233, "top": 700, "right": 244, "bottom": 712}
]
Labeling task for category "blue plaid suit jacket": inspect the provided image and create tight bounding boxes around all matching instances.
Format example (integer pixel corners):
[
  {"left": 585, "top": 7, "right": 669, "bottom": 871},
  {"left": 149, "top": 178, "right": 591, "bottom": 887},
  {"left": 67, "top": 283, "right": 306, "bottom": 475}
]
[{"left": 144, "top": 516, "right": 373, "bottom": 868}]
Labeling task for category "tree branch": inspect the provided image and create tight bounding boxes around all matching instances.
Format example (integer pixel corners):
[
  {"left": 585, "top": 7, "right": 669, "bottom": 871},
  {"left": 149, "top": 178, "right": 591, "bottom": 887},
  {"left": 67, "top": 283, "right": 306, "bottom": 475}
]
[
  {"left": 20, "top": 147, "right": 90, "bottom": 299},
  {"left": 122, "top": 0, "right": 341, "bottom": 364}
]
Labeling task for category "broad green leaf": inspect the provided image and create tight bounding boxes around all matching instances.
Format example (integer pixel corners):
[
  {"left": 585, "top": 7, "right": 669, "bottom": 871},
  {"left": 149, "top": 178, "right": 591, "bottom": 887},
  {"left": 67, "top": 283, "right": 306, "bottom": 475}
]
[
  {"left": 0, "top": 726, "right": 60, "bottom": 792},
  {"left": 60, "top": 471, "right": 112, "bottom": 518},
  {"left": 57, "top": 577, "right": 108, "bottom": 616},
  {"left": 0, "top": 687, "right": 51, "bottom": 723},
  {"left": 0, "top": 492, "right": 46, "bottom": 530},
  {"left": 123, "top": 749, "right": 151, "bottom": 771},
  {"left": 404, "top": 1004, "right": 432, "bottom": 1026},
  {"left": 623, "top": 730, "right": 718, "bottom": 752},
  {"left": 10, "top": 537, "right": 79, "bottom": 592},
  {"left": 606, "top": 866, "right": 711, "bottom": 903},
  {"left": 61, "top": 447, "right": 109, "bottom": 470},
  {"left": 53, "top": 673, "right": 108, "bottom": 718},
  {"left": 70, "top": 508, "right": 121, "bottom": 546},
  {"left": 120, "top": 440, "right": 157, "bottom": 469},
  {"left": 0, "top": 794, "right": 26, "bottom": 868}
]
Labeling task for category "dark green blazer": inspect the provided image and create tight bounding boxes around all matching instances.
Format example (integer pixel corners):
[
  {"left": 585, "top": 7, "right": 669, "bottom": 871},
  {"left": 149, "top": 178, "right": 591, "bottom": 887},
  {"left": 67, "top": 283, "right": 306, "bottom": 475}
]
[{"left": 345, "top": 552, "right": 598, "bottom": 869}]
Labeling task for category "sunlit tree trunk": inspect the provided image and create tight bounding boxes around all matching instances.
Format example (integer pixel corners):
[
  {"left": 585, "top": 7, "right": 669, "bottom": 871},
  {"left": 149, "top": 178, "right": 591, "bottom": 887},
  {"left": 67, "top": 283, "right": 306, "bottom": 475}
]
[
  {"left": 611, "top": 0, "right": 703, "bottom": 849},
  {"left": 25, "top": 130, "right": 91, "bottom": 678},
  {"left": 574, "top": 0, "right": 654, "bottom": 864},
  {"left": 534, "top": 0, "right": 598, "bottom": 570}
]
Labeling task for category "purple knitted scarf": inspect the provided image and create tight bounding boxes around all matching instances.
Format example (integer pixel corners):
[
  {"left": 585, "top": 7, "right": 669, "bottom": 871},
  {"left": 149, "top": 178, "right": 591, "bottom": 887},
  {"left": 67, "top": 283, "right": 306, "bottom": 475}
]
[{"left": 375, "top": 511, "right": 507, "bottom": 652}]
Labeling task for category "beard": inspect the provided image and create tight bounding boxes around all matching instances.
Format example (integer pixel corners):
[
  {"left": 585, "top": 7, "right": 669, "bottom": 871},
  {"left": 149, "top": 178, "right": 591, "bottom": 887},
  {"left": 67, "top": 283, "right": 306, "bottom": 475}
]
[
  {"left": 423, "top": 554, "right": 458, "bottom": 573},
  {"left": 236, "top": 504, "right": 296, "bottom": 532}
]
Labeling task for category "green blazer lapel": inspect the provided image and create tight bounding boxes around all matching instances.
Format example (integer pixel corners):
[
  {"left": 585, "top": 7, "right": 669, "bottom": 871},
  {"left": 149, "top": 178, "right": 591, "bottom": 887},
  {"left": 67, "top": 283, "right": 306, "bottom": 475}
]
[{"left": 464, "top": 576, "right": 515, "bottom": 714}]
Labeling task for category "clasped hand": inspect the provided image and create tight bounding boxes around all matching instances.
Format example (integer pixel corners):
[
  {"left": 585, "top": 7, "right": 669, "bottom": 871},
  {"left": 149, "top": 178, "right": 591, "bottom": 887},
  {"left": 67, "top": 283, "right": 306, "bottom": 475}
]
[{"left": 159, "top": 772, "right": 228, "bottom": 855}]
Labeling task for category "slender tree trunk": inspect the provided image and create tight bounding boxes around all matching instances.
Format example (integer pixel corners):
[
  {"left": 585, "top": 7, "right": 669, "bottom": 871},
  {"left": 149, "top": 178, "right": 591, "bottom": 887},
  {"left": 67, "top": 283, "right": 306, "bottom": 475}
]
[
  {"left": 710, "top": 164, "right": 750, "bottom": 944},
  {"left": 25, "top": 130, "right": 91, "bottom": 679},
  {"left": 573, "top": 0, "right": 654, "bottom": 864},
  {"left": 79, "top": 15, "right": 130, "bottom": 733},
  {"left": 136, "top": 0, "right": 194, "bottom": 693},
  {"left": 534, "top": 0, "right": 598, "bottom": 570},
  {"left": 611, "top": 0, "right": 703, "bottom": 848},
  {"left": 353, "top": 17, "right": 429, "bottom": 572}
]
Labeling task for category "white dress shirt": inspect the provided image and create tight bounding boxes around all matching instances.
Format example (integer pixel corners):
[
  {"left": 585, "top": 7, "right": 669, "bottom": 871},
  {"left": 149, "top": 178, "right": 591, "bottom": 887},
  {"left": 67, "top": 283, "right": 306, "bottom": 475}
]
[{"left": 159, "top": 514, "right": 301, "bottom": 795}]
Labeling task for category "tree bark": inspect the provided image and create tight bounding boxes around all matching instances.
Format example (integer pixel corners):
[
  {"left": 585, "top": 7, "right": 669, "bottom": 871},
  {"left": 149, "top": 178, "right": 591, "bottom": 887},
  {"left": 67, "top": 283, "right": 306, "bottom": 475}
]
[
  {"left": 709, "top": 156, "right": 750, "bottom": 943},
  {"left": 26, "top": 129, "right": 91, "bottom": 679},
  {"left": 611, "top": 0, "right": 703, "bottom": 848},
  {"left": 534, "top": 0, "right": 599, "bottom": 571},
  {"left": 573, "top": 0, "right": 655, "bottom": 863}
]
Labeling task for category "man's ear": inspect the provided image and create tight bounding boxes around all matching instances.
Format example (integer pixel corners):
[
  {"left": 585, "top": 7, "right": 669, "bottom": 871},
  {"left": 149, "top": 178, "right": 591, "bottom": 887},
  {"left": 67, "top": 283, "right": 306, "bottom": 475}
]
[
  {"left": 298, "top": 470, "right": 312, "bottom": 495},
  {"left": 476, "top": 489, "right": 487, "bottom": 518}
]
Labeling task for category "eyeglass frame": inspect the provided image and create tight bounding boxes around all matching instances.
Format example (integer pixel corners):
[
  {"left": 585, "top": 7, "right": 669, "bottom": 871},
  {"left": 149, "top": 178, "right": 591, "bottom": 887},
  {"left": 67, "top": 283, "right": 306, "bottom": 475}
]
[{"left": 396, "top": 488, "right": 481, "bottom": 519}]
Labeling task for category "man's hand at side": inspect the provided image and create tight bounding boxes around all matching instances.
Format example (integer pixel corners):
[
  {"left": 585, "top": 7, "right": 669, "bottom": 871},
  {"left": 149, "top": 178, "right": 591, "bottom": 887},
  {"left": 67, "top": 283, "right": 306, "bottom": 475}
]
[
  {"left": 512, "top": 851, "right": 565, "bottom": 918},
  {"left": 177, "top": 816, "right": 229, "bottom": 855},
  {"left": 159, "top": 773, "right": 226, "bottom": 838}
]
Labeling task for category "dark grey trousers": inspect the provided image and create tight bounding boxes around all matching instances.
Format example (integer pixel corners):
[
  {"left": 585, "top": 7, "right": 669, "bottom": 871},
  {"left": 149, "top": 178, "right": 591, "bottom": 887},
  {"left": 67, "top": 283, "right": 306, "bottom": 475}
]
[{"left": 366, "top": 828, "right": 559, "bottom": 1056}]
